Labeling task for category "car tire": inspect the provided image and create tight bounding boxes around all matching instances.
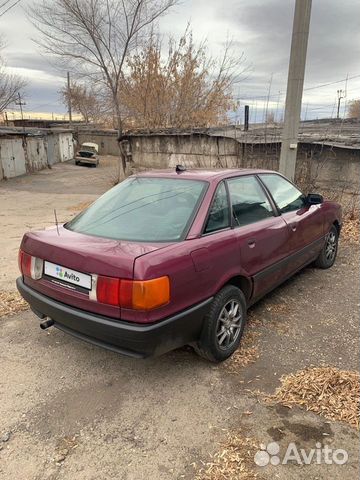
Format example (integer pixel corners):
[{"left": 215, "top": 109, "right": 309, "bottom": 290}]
[
  {"left": 194, "top": 285, "right": 247, "bottom": 362},
  {"left": 314, "top": 225, "right": 339, "bottom": 269},
  {"left": 75, "top": 160, "right": 80, "bottom": 165}
]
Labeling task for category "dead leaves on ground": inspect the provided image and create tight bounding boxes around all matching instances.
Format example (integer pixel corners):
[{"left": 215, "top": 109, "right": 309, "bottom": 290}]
[
  {"left": 195, "top": 431, "right": 260, "bottom": 480},
  {"left": 195, "top": 366, "right": 360, "bottom": 479},
  {"left": 0, "top": 291, "right": 28, "bottom": 318},
  {"left": 223, "top": 329, "right": 260, "bottom": 373},
  {"left": 264, "top": 366, "right": 360, "bottom": 429},
  {"left": 223, "top": 302, "right": 291, "bottom": 374},
  {"left": 342, "top": 216, "right": 359, "bottom": 244}
]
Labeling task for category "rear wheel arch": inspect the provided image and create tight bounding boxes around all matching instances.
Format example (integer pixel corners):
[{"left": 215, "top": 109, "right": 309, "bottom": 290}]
[
  {"left": 224, "top": 275, "right": 252, "bottom": 304},
  {"left": 333, "top": 220, "right": 341, "bottom": 235}
]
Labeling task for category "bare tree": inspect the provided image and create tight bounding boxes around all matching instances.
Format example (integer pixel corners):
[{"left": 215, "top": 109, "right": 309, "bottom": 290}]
[
  {"left": 120, "top": 28, "right": 249, "bottom": 129},
  {"left": 348, "top": 99, "right": 360, "bottom": 120},
  {"left": 60, "top": 80, "right": 105, "bottom": 124},
  {"left": 29, "top": 0, "right": 179, "bottom": 176},
  {"left": 0, "top": 38, "right": 27, "bottom": 113}
]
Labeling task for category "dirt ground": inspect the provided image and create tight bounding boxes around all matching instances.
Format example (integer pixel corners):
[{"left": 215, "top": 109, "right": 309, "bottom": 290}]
[{"left": 0, "top": 159, "right": 359, "bottom": 480}]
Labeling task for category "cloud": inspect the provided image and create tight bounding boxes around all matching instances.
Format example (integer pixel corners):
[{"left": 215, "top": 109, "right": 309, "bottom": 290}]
[
  {"left": 1, "top": 0, "right": 359, "bottom": 118},
  {"left": 6, "top": 52, "right": 58, "bottom": 74},
  {"left": 212, "top": 0, "right": 360, "bottom": 117}
]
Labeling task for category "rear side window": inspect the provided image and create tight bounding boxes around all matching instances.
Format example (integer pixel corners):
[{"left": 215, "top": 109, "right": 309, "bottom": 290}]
[
  {"left": 66, "top": 177, "right": 207, "bottom": 242},
  {"left": 204, "top": 182, "right": 230, "bottom": 234},
  {"left": 227, "top": 176, "right": 274, "bottom": 226},
  {"left": 259, "top": 174, "right": 305, "bottom": 213}
]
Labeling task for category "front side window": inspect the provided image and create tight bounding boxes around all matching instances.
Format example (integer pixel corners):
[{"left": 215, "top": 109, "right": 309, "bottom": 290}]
[
  {"left": 227, "top": 176, "right": 274, "bottom": 226},
  {"left": 259, "top": 174, "right": 305, "bottom": 213},
  {"left": 66, "top": 177, "right": 207, "bottom": 242},
  {"left": 204, "top": 182, "right": 230, "bottom": 234}
]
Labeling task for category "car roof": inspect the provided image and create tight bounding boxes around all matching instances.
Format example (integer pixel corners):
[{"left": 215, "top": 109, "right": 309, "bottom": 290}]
[{"left": 135, "top": 168, "right": 278, "bottom": 182}]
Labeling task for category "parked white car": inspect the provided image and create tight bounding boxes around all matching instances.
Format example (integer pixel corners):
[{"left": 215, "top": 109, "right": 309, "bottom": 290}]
[{"left": 75, "top": 142, "right": 99, "bottom": 167}]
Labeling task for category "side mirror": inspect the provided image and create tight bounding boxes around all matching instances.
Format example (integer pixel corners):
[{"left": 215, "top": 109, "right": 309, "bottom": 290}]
[{"left": 306, "top": 193, "right": 323, "bottom": 205}]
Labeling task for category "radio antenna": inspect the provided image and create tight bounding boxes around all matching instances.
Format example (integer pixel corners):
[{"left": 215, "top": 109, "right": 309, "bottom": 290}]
[{"left": 54, "top": 209, "right": 60, "bottom": 236}]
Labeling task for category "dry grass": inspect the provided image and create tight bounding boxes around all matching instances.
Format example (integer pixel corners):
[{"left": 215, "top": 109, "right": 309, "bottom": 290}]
[
  {"left": 342, "top": 215, "right": 359, "bottom": 244},
  {"left": 0, "top": 291, "right": 28, "bottom": 318},
  {"left": 264, "top": 367, "right": 360, "bottom": 429},
  {"left": 194, "top": 431, "right": 260, "bottom": 480}
]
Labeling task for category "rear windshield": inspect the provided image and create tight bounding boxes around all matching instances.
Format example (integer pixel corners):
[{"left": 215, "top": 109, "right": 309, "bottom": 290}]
[{"left": 66, "top": 177, "right": 207, "bottom": 242}]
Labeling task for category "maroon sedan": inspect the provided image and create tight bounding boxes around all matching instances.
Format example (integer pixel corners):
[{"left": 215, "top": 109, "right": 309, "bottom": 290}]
[{"left": 17, "top": 167, "right": 342, "bottom": 362}]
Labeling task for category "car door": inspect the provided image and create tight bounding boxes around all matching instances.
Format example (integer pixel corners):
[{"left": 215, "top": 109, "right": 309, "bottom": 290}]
[
  {"left": 187, "top": 181, "right": 240, "bottom": 304},
  {"left": 258, "top": 173, "right": 325, "bottom": 270},
  {"left": 226, "top": 175, "right": 291, "bottom": 301}
]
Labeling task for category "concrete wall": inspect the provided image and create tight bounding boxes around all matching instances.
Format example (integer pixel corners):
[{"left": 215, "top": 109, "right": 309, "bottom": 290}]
[
  {"left": 77, "top": 131, "right": 119, "bottom": 155},
  {"left": 129, "top": 134, "right": 242, "bottom": 169},
  {"left": 127, "top": 134, "right": 360, "bottom": 201}
]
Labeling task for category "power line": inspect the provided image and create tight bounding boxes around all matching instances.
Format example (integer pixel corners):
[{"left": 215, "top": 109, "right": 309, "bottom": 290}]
[
  {"left": 303, "top": 74, "right": 360, "bottom": 92},
  {"left": 234, "top": 74, "right": 360, "bottom": 102}
]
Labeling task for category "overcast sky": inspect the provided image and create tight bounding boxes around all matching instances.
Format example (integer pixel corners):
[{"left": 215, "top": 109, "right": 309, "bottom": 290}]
[{"left": 2, "top": 0, "right": 360, "bottom": 121}]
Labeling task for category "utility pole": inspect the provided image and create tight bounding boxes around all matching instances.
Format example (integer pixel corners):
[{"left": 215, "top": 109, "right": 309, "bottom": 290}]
[
  {"left": 336, "top": 89, "right": 345, "bottom": 119},
  {"left": 244, "top": 105, "right": 249, "bottom": 131},
  {"left": 15, "top": 92, "right": 26, "bottom": 133},
  {"left": 279, "top": 0, "right": 312, "bottom": 181},
  {"left": 67, "top": 71, "right": 72, "bottom": 127},
  {"left": 264, "top": 73, "right": 273, "bottom": 143}
]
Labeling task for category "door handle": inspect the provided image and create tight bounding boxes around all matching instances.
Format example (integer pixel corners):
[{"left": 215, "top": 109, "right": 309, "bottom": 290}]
[
  {"left": 247, "top": 239, "right": 256, "bottom": 248},
  {"left": 290, "top": 224, "right": 297, "bottom": 232}
]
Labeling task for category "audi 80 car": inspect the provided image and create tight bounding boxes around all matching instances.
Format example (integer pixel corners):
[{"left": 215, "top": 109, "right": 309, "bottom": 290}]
[{"left": 17, "top": 167, "right": 342, "bottom": 362}]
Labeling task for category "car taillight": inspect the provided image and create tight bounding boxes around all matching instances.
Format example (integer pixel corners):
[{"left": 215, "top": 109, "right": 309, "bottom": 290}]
[
  {"left": 96, "top": 276, "right": 121, "bottom": 307},
  {"left": 18, "top": 249, "right": 43, "bottom": 280},
  {"left": 124, "top": 277, "right": 170, "bottom": 310},
  {"left": 94, "top": 275, "right": 170, "bottom": 311}
]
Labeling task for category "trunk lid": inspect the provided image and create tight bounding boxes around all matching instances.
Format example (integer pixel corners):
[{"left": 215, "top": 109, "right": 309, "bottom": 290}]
[
  {"left": 21, "top": 225, "right": 170, "bottom": 318},
  {"left": 77, "top": 150, "right": 96, "bottom": 158}
]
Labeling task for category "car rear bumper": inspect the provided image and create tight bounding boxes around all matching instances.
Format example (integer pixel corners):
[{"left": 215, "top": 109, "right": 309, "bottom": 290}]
[
  {"left": 16, "top": 277, "right": 212, "bottom": 358},
  {"left": 75, "top": 157, "right": 97, "bottom": 164}
]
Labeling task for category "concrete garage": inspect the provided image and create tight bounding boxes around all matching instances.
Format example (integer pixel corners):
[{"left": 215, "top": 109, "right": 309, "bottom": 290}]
[{"left": 0, "top": 129, "right": 74, "bottom": 180}]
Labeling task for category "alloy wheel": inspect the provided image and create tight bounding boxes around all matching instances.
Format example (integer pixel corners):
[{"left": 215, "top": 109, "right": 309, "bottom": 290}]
[
  {"left": 216, "top": 299, "right": 243, "bottom": 350},
  {"left": 325, "top": 231, "right": 337, "bottom": 262}
]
